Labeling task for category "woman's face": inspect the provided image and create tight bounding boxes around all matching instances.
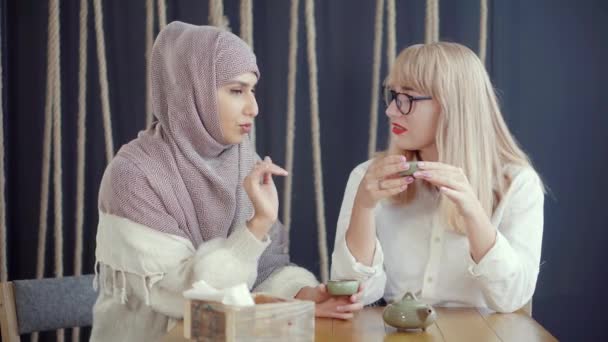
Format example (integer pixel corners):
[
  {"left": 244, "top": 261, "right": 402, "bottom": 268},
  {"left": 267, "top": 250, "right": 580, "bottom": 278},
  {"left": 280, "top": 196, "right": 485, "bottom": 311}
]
[
  {"left": 385, "top": 84, "right": 441, "bottom": 159},
  {"left": 217, "top": 72, "right": 259, "bottom": 144}
]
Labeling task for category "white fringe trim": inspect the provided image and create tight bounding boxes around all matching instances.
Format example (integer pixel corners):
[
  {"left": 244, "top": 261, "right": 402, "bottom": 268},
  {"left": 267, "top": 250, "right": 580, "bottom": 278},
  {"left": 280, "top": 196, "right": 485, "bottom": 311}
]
[
  {"left": 92, "top": 260, "right": 100, "bottom": 291},
  {"left": 95, "top": 261, "right": 164, "bottom": 306}
]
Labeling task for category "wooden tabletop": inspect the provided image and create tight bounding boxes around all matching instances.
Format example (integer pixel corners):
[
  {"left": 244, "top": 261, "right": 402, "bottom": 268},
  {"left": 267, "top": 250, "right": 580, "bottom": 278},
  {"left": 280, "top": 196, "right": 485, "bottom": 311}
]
[{"left": 162, "top": 306, "right": 557, "bottom": 342}]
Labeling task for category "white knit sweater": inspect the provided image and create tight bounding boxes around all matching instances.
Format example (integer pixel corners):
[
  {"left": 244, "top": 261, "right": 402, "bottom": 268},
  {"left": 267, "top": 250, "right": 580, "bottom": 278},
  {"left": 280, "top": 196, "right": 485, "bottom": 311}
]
[
  {"left": 90, "top": 213, "right": 318, "bottom": 342},
  {"left": 331, "top": 160, "right": 544, "bottom": 313}
]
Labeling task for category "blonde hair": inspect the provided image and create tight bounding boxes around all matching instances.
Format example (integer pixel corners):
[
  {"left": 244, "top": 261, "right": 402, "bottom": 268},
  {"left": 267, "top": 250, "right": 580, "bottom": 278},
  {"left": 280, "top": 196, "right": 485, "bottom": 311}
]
[{"left": 384, "top": 42, "right": 540, "bottom": 232}]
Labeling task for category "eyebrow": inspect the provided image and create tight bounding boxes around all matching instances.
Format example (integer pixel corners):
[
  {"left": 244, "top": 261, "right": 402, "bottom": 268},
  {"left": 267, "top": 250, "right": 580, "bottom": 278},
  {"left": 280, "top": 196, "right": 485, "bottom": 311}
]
[
  {"left": 226, "top": 80, "right": 257, "bottom": 88},
  {"left": 386, "top": 84, "right": 415, "bottom": 92}
]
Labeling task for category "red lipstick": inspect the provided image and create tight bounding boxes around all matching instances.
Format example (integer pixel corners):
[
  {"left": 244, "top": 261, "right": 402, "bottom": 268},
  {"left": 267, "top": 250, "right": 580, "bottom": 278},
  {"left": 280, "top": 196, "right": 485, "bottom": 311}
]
[{"left": 391, "top": 123, "right": 408, "bottom": 135}]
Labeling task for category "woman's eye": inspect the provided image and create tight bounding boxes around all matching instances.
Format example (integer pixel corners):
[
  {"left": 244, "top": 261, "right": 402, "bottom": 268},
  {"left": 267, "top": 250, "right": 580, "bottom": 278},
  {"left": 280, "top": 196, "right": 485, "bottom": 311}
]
[
  {"left": 251, "top": 88, "right": 256, "bottom": 94},
  {"left": 230, "top": 89, "right": 243, "bottom": 95}
]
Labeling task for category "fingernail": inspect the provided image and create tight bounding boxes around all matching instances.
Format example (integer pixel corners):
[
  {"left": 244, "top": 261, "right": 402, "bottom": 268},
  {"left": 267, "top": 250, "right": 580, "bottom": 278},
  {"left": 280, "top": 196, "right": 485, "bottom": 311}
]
[
  {"left": 417, "top": 161, "right": 425, "bottom": 168},
  {"left": 414, "top": 171, "right": 429, "bottom": 178},
  {"left": 401, "top": 156, "right": 406, "bottom": 162},
  {"left": 336, "top": 306, "right": 344, "bottom": 311},
  {"left": 406, "top": 177, "right": 414, "bottom": 183}
]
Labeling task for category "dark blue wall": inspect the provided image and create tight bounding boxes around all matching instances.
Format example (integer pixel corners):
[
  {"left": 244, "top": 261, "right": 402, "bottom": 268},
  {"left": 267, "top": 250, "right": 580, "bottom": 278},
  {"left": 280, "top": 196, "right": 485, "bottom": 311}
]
[{"left": 5, "top": 1, "right": 607, "bottom": 340}]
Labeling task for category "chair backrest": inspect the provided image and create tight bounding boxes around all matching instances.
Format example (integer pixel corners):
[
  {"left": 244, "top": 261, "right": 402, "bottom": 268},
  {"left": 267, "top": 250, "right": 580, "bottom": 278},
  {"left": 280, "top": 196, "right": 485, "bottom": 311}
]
[
  {"left": 0, "top": 281, "right": 19, "bottom": 341},
  {"left": 0, "top": 275, "right": 96, "bottom": 341}
]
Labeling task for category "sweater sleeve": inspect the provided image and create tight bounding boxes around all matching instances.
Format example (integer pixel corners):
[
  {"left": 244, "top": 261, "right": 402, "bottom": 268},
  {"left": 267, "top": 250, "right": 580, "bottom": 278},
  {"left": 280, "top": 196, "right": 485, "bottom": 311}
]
[
  {"left": 253, "top": 265, "right": 319, "bottom": 298},
  {"left": 166, "top": 228, "right": 269, "bottom": 315},
  {"left": 251, "top": 220, "right": 320, "bottom": 298}
]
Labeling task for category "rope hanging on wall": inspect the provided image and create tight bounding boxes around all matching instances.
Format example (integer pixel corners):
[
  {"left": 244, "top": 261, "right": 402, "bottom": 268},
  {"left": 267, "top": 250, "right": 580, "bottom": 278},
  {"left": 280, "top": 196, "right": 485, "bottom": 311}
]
[
  {"left": 368, "top": 0, "right": 385, "bottom": 158},
  {"left": 35, "top": 0, "right": 54, "bottom": 291},
  {"left": 282, "top": 0, "right": 299, "bottom": 252},
  {"left": 386, "top": 0, "right": 396, "bottom": 71},
  {"left": 209, "top": 0, "right": 229, "bottom": 29},
  {"left": 479, "top": 0, "right": 488, "bottom": 65},
  {"left": 72, "top": 0, "right": 88, "bottom": 340},
  {"left": 94, "top": 0, "right": 115, "bottom": 164},
  {"left": 36, "top": 0, "right": 61, "bottom": 284},
  {"left": 51, "top": 0, "right": 64, "bottom": 282},
  {"left": 52, "top": 0, "right": 64, "bottom": 338},
  {"left": 74, "top": 0, "right": 88, "bottom": 283},
  {"left": 35, "top": 1, "right": 64, "bottom": 341},
  {"left": 145, "top": 0, "right": 167, "bottom": 128},
  {"left": 238, "top": 0, "right": 256, "bottom": 147},
  {"left": 383, "top": 0, "right": 397, "bottom": 143},
  {"left": 240, "top": 0, "right": 254, "bottom": 47},
  {"left": 0, "top": 0, "right": 6, "bottom": 284},
  {"left": 157, "top": 0, "right": 167, "bottom": 31},
  {"left": 304, "top": 0, "right": 329, "bottom": 282},
  {"left": 425, "top": 0, "right": 440, "bottom": 43},
  {"left": 145, "top": 0, "right": 155, "bottom": 128}
]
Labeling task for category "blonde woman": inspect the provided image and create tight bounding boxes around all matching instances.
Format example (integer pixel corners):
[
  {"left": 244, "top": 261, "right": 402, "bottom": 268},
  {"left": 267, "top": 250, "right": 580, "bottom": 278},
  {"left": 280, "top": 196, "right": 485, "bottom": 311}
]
[{"left": 330, "top": 42, "right": 545, "bottom": 313}]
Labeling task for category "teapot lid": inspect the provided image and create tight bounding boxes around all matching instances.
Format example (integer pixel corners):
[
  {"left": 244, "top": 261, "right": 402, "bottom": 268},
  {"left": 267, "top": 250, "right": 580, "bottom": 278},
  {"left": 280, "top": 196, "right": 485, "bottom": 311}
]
[{"left": 401, "top": 292, "right": 418, "bottom": 301}]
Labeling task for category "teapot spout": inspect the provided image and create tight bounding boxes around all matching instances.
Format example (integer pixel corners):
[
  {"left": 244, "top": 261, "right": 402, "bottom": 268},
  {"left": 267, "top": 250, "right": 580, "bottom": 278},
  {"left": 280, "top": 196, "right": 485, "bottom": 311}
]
[{"left": 417, "top": 307, "right": 432, "bottom": 321}]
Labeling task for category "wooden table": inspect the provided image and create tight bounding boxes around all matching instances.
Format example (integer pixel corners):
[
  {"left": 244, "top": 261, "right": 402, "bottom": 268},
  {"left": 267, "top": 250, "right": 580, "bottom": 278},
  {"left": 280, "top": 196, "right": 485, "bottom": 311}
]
[{"left": 162, "top": 307, "right": 557, "bottom": 341}]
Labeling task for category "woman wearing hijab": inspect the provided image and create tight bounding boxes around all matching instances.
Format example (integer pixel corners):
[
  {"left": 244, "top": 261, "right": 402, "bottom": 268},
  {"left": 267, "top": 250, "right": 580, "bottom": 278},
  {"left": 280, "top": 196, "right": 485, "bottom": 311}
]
[{"left": 90, "top": 22, "right": 363, "bottom": 341}]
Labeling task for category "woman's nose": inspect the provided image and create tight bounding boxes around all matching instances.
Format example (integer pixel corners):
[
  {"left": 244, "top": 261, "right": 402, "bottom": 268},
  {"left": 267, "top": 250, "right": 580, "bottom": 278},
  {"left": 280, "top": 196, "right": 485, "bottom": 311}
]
[
  {"left": 245, "top": 95, "right": 259, "bottom": 117},
  {"left": 385, "top": 100, "right": 401, "bottom": 118}
]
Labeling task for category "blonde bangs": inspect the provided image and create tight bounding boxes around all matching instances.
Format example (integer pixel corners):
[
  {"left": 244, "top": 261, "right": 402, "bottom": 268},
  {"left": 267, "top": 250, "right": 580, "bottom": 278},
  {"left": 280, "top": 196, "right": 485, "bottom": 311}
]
[{"left": 386, "top": 44, "right": 439, "bottom": 97}]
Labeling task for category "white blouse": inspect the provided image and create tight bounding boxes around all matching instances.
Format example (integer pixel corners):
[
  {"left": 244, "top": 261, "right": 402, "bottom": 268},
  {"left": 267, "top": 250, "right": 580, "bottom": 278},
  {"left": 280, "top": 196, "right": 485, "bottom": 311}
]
[{"left": 330, "top": 160, "right": 544, "bottom": 313}]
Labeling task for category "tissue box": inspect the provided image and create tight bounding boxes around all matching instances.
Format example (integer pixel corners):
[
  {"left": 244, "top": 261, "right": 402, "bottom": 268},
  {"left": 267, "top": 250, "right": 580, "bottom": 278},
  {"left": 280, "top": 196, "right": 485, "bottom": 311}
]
[{"left": 183, "top": 294, "right": 314, "bottom": 341}]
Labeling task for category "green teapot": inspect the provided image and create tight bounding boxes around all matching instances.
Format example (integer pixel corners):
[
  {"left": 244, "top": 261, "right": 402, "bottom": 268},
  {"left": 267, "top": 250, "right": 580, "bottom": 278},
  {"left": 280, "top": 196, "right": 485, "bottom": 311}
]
[{"left": 382, "top": 292, "right": 436, "bottom": 332}]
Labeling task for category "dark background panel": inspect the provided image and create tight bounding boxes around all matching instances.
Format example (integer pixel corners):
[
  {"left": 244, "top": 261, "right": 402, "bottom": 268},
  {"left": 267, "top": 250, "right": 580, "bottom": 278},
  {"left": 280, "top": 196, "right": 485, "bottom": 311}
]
[{"left": 4, "top": 0, "right": 607, "bottom": 340}]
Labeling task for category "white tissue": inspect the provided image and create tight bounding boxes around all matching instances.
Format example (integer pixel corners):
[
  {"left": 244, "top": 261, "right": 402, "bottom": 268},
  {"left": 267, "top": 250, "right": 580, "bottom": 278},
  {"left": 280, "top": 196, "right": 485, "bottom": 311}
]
[{"left": 183, "top": 280, "right": 255, "bottom": 307}]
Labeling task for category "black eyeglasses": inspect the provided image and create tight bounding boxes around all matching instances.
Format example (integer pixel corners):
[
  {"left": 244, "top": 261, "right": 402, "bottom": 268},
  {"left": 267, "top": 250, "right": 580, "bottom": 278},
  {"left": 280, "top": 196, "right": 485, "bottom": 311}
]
[{"left": 383, "top": 88, "right": 433, "bottom": 115}]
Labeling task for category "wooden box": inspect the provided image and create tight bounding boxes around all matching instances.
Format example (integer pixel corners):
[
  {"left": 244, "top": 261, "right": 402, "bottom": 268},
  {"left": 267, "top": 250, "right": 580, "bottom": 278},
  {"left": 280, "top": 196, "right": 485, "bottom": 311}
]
[{"left": 183, "top": 294, "right": 314, "bottom": 341}]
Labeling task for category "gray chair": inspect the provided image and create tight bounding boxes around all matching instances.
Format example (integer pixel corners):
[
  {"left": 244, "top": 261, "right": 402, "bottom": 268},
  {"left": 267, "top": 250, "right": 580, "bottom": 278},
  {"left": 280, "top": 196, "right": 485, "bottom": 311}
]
[{"left": 0, "top": 275, "right": 97, "bottom": 342}]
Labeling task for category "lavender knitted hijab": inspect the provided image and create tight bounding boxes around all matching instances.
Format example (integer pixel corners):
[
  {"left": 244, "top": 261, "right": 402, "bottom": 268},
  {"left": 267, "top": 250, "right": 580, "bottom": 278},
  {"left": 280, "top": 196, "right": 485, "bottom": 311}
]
[{"left": 99, "top": 22, "right": 266, "bottom": 248}]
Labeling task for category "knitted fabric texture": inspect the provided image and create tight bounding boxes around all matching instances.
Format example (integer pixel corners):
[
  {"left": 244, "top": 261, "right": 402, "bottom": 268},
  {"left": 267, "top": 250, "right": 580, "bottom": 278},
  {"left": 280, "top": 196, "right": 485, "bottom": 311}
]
[{"left": 98, "top": 22, "right": 289, "bottom": 284}]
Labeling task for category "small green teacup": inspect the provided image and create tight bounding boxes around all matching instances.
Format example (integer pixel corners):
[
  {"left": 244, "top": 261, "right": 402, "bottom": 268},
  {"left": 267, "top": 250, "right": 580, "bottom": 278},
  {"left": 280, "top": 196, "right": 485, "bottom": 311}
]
[
  {"left": 327, "top": 279, "right": 359, "bottom": 296},
  {"left": 397, "top": 161, "right": 418, "bottom": 177}
]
